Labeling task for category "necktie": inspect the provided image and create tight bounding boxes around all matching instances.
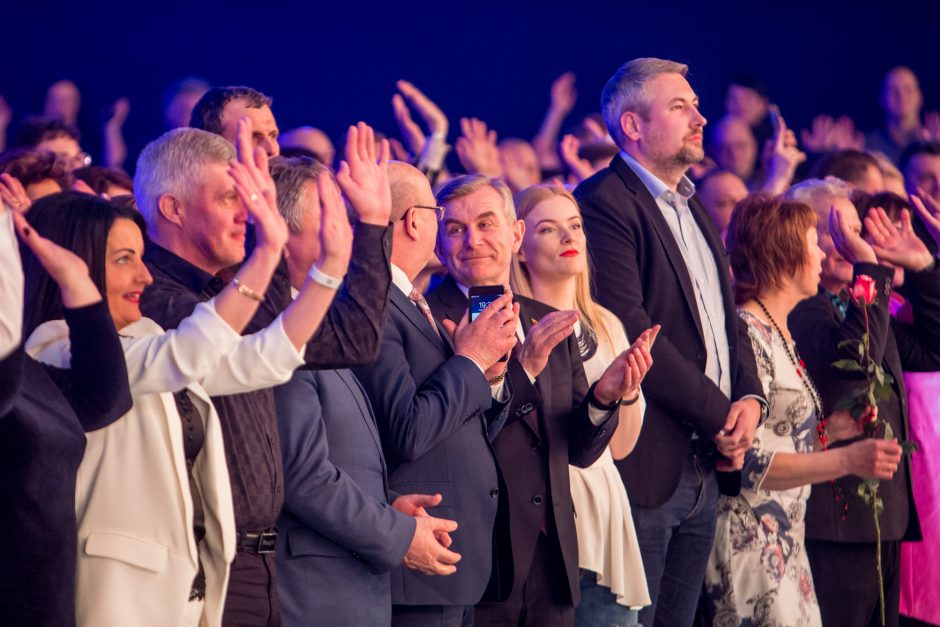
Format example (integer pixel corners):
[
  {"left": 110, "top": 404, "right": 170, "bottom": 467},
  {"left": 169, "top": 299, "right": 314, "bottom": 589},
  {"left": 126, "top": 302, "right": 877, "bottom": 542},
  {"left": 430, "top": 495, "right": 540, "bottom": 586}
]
[{"left": 409, "top": 288, "right": 441, "bottom": 339}]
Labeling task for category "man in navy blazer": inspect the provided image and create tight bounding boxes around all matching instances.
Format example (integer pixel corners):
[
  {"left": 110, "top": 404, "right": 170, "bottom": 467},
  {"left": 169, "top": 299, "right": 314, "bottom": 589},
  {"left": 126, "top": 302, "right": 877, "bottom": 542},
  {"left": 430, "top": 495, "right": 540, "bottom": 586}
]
[
  {"left": 574, "top": 58, "right": 766, "bottom": 627},
  {"left": 353, "top": 162, "right": 518, "bottom": 627},
  {"left": 270, "top": 157, "right": 460, "bottom": 626}
]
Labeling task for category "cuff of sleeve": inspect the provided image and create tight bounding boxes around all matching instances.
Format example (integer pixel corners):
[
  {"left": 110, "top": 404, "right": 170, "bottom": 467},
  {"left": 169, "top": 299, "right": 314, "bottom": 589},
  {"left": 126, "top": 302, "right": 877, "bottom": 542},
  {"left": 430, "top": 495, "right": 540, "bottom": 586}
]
[{"left": 738, "top": 394, "right": 769, "bottom": 426}]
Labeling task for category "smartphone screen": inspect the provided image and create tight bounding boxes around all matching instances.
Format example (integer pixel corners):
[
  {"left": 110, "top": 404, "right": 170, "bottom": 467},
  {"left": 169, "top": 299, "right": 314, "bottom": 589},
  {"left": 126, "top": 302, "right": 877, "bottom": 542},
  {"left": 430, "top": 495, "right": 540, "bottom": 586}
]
[{"left": 468, "top": 285, "right": 505, "bottom": 321}]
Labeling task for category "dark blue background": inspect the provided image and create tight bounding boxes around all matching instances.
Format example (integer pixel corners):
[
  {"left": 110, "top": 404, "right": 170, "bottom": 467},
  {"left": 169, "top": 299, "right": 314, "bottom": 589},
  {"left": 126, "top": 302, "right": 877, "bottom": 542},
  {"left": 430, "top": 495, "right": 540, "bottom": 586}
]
[{"left": 4, "top": 0, "right": 937, "bottom": 166}]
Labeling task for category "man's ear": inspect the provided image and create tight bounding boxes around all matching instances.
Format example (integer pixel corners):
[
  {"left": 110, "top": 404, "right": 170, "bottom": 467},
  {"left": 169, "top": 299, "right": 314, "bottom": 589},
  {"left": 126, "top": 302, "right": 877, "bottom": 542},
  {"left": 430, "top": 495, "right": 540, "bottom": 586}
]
[
  {"left": 621, "top": 111, "right": 642, "bottom": 142},
  {"left": 401, "top": 208, "right": 420, "bottom": 241},
  {"left": 157, "top": 194, "right": 184, "bottom": 227},
  {"left": 511, "top": 218, "right": 525, "bottom": 254}
]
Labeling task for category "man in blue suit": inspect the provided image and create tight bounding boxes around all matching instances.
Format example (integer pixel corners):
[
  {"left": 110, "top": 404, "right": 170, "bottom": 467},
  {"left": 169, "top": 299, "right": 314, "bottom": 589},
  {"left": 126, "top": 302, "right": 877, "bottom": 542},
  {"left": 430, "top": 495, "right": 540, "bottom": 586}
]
[
  {"left": 270, "top": 156, "right": 461, "bottom": 626},
  {"left": 353, "top": 161, "right": 519, "bottom": 627}
]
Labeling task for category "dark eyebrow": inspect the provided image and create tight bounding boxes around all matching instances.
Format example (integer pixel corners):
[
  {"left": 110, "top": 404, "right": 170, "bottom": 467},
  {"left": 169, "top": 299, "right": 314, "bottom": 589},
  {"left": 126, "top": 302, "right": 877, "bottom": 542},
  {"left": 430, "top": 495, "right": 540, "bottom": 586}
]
[
  {"left": 476, "top": 211, "right": 497, "bottom": 221},
  {"left": 112, "top": 248, "right": 136, "bottom": 255}
]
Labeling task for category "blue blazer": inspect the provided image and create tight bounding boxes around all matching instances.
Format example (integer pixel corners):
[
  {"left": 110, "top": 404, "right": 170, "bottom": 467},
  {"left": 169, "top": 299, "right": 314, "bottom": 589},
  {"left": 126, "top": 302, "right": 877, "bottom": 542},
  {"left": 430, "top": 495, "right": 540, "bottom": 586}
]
[
  {"left": 352, "top": 286, "right": 508, "bottom": 606},
  {"left": 274, "top": 368, "right": 415, "bottom": 627}
]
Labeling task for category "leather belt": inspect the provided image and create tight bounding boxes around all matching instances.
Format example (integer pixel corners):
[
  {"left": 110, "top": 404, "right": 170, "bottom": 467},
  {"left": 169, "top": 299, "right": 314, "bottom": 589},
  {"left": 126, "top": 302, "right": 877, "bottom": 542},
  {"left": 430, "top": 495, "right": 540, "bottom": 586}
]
[{"left": 236, "top": 529, "right": 278, "bottom": 554}]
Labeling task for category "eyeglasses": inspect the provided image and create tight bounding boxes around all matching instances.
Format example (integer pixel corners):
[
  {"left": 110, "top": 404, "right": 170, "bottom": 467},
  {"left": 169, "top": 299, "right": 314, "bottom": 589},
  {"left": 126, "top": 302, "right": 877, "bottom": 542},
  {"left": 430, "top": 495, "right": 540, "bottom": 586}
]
[
  {"left": 56, "top": 151, "right": 92, "bottom": 170},
  {"left": 403, "top": 204, "right": 446, "bottom": 222}
]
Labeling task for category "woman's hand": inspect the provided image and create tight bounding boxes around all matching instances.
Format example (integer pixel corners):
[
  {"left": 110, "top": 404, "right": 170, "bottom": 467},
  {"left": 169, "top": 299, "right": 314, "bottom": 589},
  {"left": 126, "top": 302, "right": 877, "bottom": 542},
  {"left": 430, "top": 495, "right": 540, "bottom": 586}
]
[
  {"left": 12, "top": 211, "right": 100, "bottom": 309},
  {"left": 841, "top": 437, "right": 902, "bottom": 479},
  {"left": 595, "top": 325, "right": 660, "bottom": 405},
  {"left": 0, "top": 173, "right": 31, "bottom": 213}
]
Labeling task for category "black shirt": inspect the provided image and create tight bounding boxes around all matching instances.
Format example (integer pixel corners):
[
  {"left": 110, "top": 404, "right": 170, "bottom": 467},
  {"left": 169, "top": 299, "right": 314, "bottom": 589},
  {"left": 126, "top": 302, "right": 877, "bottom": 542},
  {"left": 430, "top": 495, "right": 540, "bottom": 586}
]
[{"left": 139, "top": 223, "right": 392, "bottom": 531}]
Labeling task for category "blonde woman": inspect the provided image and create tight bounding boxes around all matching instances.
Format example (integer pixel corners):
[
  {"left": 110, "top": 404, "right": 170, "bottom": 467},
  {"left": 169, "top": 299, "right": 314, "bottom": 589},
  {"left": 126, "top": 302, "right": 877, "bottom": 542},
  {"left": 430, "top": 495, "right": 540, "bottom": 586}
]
[{"left": 510, "top": 183, "right": 655, "bottom": 626}]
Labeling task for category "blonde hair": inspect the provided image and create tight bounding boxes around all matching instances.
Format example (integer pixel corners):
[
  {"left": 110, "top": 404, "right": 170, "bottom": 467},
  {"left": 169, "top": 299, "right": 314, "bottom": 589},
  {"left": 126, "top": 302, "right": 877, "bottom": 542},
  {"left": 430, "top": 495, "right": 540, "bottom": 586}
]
[{"left": 510, "top": 184, "right": 615, "bottom": 349}]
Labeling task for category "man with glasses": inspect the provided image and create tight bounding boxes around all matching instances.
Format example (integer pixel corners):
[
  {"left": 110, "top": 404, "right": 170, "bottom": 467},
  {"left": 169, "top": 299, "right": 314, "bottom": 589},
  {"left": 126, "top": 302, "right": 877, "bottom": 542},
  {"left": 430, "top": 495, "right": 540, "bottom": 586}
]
[
  {"left": 12, "top": 116, "right": 91, "bottom": 172},
  {"left": 353, "top": 161, "right": 518, "bottom": 627}
]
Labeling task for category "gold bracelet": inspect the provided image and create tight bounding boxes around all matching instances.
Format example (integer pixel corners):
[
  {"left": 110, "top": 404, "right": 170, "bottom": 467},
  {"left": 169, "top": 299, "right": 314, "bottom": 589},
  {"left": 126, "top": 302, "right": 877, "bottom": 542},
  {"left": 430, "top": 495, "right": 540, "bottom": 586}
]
[
  {"left": 488, "top": 368, "right": 508, "bottom": 386},
  {"left": 231, "top": 278, "right": 265, "bottom": 303}
]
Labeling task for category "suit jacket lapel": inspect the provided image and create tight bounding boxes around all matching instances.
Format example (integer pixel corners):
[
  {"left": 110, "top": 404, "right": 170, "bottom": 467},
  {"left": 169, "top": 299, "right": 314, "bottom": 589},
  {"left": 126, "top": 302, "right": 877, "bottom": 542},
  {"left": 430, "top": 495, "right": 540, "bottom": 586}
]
[
  {"left": 337, "top": 369, "right": 386, "bottom": 467},
  {"left": 390, "top": 288, "right": 448, "bottom": 358},
  {"left": 611, "top": 157, "right": 706, "bottom": 342}
]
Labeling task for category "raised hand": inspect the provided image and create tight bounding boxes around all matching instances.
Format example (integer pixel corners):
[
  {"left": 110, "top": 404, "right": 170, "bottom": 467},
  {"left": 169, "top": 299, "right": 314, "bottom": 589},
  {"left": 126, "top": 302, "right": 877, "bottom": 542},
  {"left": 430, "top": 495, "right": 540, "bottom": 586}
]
[
  {"left": 594, "top": 325, "right": 659, "bottom": 405},
  {"left": 0, "top": 174, "right": 31, "bottom": 213},
  {"left": 315, "top": 171, "right": 354, "bottom": 279},
  {"left": 829, "top": 203, "right": 877, "bottom": 264},
  {"left": 761, "top": 113, "right": 806, "bottom": 194},
  {"left": 516, "top": 310, "right": 579, "bottom": 378},
  {"left": 396, "top": 80, "right": 449, "bottom": 137},
  {"left": 911, "top": 192, "right": 940, "bottom": 250},
  {"left": 455, "top": 117, "right": 502, "bottom": 178},
  {"left": 391, "top": 93, "right": 426, "bottom": 156},
  {"left": 335, "top": 122, "right": 392, "bottom": 226},
  {"left": 921, "top": 111, "right": 940, "bottom": 142},
  {"left": 442, "top": 292, "right": 519, "bottom": 372},
  {"left": 106, "top": 97, "right": 130, "bottom": 130},
  {"left": 864, "top": 206, "right": 933, "bottom": 271},
  {"left": 559, "top": 134, "right": 596, "bottom": 183},
  {"left": 11, "top": 211, "right": 100, "bottom": 309},
  {"left": 550, "top": 72, "right": 577, "bottom": 116},
  {"left": 229, "top": 116, "right": 289, "bottom": 254}
]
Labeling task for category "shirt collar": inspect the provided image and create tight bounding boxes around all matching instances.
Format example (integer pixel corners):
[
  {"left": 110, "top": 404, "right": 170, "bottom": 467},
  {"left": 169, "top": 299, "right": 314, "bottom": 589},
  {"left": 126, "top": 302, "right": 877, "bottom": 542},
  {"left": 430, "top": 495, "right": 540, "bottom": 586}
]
[
  {"left": 620, "top": 150, "right": 696, "bottom": 203},
  {"left": 143, "top": 240, "right": 217, "bottom": 294},
  {"left": 390, "top": 263, "right": 416, "bottom": 297}
]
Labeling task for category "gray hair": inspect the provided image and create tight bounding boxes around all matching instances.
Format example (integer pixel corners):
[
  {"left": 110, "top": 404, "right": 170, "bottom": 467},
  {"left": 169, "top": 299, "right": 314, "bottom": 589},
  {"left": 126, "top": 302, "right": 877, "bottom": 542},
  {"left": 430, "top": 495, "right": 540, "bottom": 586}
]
[
  {"left": 601, "top": 57, "right": 689, "bottom": 147},
  {"left": 436, "top": 174, "right": 516, "bottom": 224},
  {"left": 268, "top": 156, "right": 329, "bottom": 233},
  {"left": 784, "top": 177, "right": 852, "bottom": 235},
  {"left": 133, "top": 127, "right": 235, "bottom": 230}
]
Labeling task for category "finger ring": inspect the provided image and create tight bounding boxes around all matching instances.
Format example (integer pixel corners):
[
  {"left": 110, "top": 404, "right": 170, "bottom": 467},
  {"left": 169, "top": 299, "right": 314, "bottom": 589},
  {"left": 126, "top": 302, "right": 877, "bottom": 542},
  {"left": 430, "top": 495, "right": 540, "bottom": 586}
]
[{"left": 249, "top": 193, "right": 259, "bottom": 203}]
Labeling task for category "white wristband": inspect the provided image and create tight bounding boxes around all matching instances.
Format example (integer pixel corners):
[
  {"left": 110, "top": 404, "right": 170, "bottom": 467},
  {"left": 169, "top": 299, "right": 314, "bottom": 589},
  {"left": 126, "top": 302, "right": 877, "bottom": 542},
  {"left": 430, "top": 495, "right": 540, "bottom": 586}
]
[{"left": 308, "top": 264, "right": 343, "bottom": 290}]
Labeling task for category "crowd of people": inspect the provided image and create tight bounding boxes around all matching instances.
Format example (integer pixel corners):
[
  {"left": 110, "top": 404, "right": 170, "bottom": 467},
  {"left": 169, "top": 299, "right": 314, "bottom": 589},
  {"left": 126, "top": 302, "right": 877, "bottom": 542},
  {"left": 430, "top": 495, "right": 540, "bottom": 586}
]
[{"left": 1, "top": 56, "right": 939, "bottom": 627}]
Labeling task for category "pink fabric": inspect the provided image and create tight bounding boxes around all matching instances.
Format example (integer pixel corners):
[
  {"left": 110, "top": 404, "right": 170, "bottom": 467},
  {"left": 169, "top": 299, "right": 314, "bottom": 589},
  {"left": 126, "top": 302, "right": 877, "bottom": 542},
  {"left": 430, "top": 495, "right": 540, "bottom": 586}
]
[{"left": 900, "top": 371, "right": 940, "bottom": 624}]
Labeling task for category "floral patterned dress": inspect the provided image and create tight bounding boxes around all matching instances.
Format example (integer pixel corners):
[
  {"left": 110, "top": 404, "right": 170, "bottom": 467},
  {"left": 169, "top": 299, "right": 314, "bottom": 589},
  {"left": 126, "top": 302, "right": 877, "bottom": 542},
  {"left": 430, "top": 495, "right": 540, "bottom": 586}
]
[{"left": 704, "top": 310, "right": 823, "bottom": 627}]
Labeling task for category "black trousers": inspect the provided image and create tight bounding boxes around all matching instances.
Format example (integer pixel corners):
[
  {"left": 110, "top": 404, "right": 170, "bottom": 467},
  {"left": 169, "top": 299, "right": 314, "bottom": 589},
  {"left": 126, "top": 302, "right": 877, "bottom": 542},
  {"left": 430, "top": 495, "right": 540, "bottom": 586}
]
[
  {"left": 391, "top": 604, "right": 470, "bottom": 627},
  {"left": 222, "top": 551, "right": 281, "bottom": 627},
  {"left": 807, "top": 538, "right": 901, "bottom": 627},
  {"left": 475, "top": 534, "right": 575, "bottom": 627}
]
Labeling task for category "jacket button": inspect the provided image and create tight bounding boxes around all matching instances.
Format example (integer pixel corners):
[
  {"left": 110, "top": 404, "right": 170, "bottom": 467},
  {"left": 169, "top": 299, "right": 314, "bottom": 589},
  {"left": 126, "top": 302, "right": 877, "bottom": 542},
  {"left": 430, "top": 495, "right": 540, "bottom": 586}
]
[
  {"left": 531, "top": 495, "right": 543, "bottom": 505},
  {"left": 490, "top": 488, "right": 499, "bottom": 498}
]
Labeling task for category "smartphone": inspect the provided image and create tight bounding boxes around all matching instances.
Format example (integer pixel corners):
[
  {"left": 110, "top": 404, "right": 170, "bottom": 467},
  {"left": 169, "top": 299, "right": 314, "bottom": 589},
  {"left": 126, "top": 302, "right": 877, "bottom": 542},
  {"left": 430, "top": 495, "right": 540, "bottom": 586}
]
[
  {"left": 768, "top": 104, "right": 782, "bottom": 135},
  {"left": 468, "top": 285, "right": 505, "bottom": 321}
]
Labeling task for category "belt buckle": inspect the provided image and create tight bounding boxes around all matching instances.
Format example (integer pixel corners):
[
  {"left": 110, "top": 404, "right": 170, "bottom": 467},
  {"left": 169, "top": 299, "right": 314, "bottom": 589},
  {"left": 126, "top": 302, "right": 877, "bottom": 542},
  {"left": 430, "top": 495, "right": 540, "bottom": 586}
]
[{"left": 256, "top": 531, "right": 277, "bottom": 554}]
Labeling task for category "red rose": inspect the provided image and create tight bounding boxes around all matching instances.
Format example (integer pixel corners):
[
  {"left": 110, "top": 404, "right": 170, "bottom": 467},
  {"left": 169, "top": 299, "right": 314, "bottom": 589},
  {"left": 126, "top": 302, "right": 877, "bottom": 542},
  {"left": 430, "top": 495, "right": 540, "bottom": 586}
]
[{"left": 851, "top": 274, "right": 877, "bottom": 305}]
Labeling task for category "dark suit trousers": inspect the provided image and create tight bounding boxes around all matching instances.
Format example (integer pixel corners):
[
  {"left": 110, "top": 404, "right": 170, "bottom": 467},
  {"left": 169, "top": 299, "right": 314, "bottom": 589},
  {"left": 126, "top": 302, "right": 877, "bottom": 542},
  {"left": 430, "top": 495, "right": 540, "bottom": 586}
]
[
  {"left": 391, "top": 604, "right": 470, "bottom": 627},
  {"left": 474, "top": 534, "right": 575, "bottom": 627},
  {"left": 223, "top": 551, "right": 281, "bottom": 627},
  {"left": 807, "top": 538, "right": 902, "bottom": 627}
]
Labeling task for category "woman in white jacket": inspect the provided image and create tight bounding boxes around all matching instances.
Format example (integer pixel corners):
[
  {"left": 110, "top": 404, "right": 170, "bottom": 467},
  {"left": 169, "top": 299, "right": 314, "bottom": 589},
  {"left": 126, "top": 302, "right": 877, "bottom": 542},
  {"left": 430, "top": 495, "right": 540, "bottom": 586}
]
[{"left": 19, "top": 120, "right": 362, "bottom": 627}]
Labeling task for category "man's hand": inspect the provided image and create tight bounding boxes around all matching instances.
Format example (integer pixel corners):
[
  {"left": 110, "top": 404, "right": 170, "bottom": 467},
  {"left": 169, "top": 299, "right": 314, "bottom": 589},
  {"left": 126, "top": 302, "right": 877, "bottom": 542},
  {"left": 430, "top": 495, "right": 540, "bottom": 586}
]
[
  {"left": 549, "top": 72, "right": 577, "bottom": 116},
  {"left": 911, "top": 192, "right": 940, "bottom": 250},
  {"left": 393, "top": 493, "right": 454, "bottom": 551},
  {"left": 336, "top": 122, "right": 392, "bottom": 226},
  {"left": 829, "top": 203, "right": 877, "bottom": 264},
  {"left": 402, "top": 515, "right": 461, "bottom": 576},
  {"left": 455, "top": 117, "right": 502, "bottom": 178},
  {"left": 864, "top": 206, "right": 933, "bottom": 271},
  {"left": 593, "top": 325, "right": 659, "bottom": 405},
  {"left": 315, "top": 172, "right": 354, "bottom": 279},
  {"left": 391, "top": 93, "right": 426, "bottom": 157},
  {"left": 229, "top": 117, "right": 289, "bottom": 255},
  {"left": 714, "top": 398, "right": 760, "bottom": 459},
  {"left": 516, "top": 310, "right": 579, "bottom": 379},
  {"left": 442, "top": 292, "right": 519, "bottom": 372}
]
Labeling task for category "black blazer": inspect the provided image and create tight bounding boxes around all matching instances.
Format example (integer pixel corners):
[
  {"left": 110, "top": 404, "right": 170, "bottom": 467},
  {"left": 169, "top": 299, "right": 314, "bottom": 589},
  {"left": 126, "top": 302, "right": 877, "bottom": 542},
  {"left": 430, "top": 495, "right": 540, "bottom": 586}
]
[
  {"left": 426, "top": 276, "right": 618, "bottom": 606},
  {"left": 789, "top": 262, "right": 940, "bottom": 543},
  {"left": 274, "top": 368, "right": 415, "bottom": 626},
  {"left": 574, "top": 156, "right": 763, "bottom": 508},
  {"left": 352, "top": 286, "right": 508, "bottom": 606},
  {"left": 1, "top": 302, "right": 132, "bottom": 627}
]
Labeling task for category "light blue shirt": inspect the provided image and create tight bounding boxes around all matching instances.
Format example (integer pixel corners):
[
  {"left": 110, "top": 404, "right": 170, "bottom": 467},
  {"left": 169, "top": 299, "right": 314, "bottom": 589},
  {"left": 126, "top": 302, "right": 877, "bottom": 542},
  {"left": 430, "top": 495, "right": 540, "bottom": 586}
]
[{"left": 620, "top": 151, "right": 732, "bottom": 399}]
